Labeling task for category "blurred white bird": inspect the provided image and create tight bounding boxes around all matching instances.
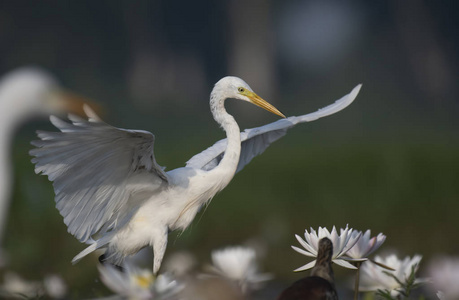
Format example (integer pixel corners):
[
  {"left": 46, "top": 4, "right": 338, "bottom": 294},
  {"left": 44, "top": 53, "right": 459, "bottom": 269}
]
[
  {"left": 30, "top": 76, "right": 361, "bottom": 274},
  {"left": 0, "top": 67, "right": 89, "bottom": 266}
]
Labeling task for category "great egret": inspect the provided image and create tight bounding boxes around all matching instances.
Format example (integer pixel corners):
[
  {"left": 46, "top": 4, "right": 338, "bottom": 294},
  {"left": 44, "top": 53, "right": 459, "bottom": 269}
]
[
  {"left": 30, "top": 76, "right": 361, "bottom": 274},
  {"left": 277, "top": 238, "right": 338, "bottom": 300},
  {"left": 0, "top": 67, "right": 89, "bottom": 266}
]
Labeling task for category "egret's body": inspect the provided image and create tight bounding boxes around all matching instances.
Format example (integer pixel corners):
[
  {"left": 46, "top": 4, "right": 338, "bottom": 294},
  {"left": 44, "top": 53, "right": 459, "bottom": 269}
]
[
  {"left": 31, "top": 77, "right": 361, "bottom": 274},
  {"left": 105, "top": 165, "right": 233, "bottom": 267}
]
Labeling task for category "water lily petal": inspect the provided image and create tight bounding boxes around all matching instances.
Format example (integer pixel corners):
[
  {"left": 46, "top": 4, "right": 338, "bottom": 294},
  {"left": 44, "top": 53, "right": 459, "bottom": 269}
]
[
  {"left": 295, "top": 234, "right": 317, "bottom": 255},
  {"left": 333, "top": 259, "right": 358, "bottom": 269},
  {"left": 303, "top": 229, "right": 314, "bottom": 245},
  {"left": 294, "top": 260, "right": 317, "bottom": 272},
  {"left": 326, "top": 226, "right": 337, "bottom": 242},
  {"left": 346, "top": 230, "right": 386, "bottom": 259},
  {"left": 308, "top": 228, "right": 320, "bottom": 248},
  {"left": 291, "top": 246, "right": 315, "bottom": 257},
  {"left": 343, "top": 257, "right": 368, "bottom": 262},
  {"left": 341, "top": 231, "right": 361, "bottom": 255},
  {"left": 366, "top": 233, "right": 386, "bottom": 256}
]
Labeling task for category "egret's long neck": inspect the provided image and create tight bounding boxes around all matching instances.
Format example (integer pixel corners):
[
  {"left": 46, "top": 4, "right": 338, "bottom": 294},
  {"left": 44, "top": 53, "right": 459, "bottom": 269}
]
[{"left": 210, "top": 90, "right": 241, "bottom": 178}]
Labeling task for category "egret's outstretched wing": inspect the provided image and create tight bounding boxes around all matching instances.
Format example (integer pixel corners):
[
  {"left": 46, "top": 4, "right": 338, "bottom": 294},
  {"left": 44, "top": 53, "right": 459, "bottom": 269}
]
[
  {"left": 30, "top": 106, "right": 168, "bottom": 242},
  {"left": 186, "top": 84, "right": 361, "bottom": 172}
]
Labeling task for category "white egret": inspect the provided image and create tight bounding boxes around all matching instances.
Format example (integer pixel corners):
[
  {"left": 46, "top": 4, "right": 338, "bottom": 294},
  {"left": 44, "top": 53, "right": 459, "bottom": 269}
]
[
  {"left": 30, "top": 77, "right": 361, "bottom": 274},
  {"left": 0, "top": 67, "right": 89, "bottom": 266}
]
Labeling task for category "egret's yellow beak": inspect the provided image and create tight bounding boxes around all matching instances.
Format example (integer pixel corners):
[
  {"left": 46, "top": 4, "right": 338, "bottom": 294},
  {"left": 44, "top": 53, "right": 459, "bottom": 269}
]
[
  {"left": 49, "top": 89, "right": 103, "bottom": 117},
  {"left": 244, "top": 90, "right": 286, "bottom": 118}
]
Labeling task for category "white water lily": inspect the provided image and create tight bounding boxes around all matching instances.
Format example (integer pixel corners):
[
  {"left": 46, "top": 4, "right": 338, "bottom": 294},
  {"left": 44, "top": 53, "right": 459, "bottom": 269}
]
[
  {"left": 345, "top": 230, "right": 386, "bottom": 261},
  {"left": 427, "top": 256, "right": 459, "bottom": 299},
  {"left": 0, "top": 272, "right": 43, "bottom": 298},
  {"left": 0, "top": 272, "right": 68, "bottom": 299},
  {"left": 292, "top": 225, "right": 361, "bottom": 271},
  {"left": 98, "top": 263, "right": 182, "bottom": 300},
  {"left": 208, "top": 246, "right": 272, "bottom": 293},
  {"left": 359, "top": 254, "right": 423, "bottom": 297},
  {"left": 43, "top": 274, "right": 67, "bottom": 299}
]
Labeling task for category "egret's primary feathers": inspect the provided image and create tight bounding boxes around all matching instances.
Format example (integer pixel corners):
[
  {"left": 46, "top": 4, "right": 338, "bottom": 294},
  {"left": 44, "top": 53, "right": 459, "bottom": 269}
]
[{"left": 30, "top": 77, "right": 361, "bottom": 274}]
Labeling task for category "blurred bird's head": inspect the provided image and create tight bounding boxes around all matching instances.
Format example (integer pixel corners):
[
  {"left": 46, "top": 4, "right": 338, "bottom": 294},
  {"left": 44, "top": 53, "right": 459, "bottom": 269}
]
[
  {"left": 0, "top": 67, "right": 99, "bottom": 125},
  {"left": 317, "top": 237, "right": 334, "bottom": 263}
]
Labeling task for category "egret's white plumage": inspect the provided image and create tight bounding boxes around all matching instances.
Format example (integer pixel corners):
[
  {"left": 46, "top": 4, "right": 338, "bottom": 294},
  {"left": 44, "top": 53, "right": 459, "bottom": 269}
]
[{"left": 30, "top": 76, "right": 361, "bottom": 274}]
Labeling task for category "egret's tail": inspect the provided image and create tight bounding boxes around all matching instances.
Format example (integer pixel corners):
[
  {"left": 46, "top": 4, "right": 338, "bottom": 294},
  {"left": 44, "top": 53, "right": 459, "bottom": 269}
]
[{"left": 72, "top": 237, "right": 111, "bottom": 264}]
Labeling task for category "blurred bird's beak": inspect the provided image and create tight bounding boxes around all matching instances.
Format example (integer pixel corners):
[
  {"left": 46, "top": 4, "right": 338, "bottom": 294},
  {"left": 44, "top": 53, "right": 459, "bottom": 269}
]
[
  {"left": 49, "top": 89, "right": 103, "bottom": 117},
  {"left": 246, "top": 91, "right": 286, "bottom": 118}
]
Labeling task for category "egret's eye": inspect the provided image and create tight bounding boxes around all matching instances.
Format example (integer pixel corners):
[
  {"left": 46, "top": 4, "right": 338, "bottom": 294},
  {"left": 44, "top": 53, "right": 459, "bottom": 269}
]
[{"left": 238, "top": 87, "right": 245, "bottom": 93}]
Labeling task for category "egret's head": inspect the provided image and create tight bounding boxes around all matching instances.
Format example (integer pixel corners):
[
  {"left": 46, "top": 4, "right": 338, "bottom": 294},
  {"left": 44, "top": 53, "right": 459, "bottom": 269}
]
[
  {"left": 0, "top": 67, "right": 98, "bottom": 122},
  {"left": 213, "top": 76, "right": 285, "bottom": 118}
]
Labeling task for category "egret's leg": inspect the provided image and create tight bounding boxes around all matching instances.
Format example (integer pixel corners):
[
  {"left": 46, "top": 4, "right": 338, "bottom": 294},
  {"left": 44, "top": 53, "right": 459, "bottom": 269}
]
[
  {"left": 152, "top": 229, "right": 168, "bottom": 275},
  {"left": 98, "top": 254, "right": 125, "bottom": 272}
]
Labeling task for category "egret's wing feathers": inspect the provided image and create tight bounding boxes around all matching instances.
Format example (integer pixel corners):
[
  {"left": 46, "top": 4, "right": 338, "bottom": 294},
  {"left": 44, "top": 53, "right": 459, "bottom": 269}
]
[
  {"left": 286, "top": 83, "right": 362, "bottom": 125},
  {"left": 236, "top": 119, "right": 292, "bottom": 172},
  {"left": 186, "top": 139, "right": 227, "bottom": 171},
  {"left": 186, "top": 84, "right": 361, "bottom": 172},
  {"left": 30, "top": 107, "right": 168, "bottom": 242}
]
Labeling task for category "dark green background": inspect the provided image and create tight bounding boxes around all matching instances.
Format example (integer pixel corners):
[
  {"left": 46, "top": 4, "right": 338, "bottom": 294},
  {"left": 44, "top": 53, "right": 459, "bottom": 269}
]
[{"left": 1, "top": 0, "right": 458, "bottom": 298}]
